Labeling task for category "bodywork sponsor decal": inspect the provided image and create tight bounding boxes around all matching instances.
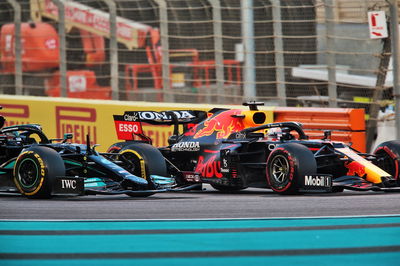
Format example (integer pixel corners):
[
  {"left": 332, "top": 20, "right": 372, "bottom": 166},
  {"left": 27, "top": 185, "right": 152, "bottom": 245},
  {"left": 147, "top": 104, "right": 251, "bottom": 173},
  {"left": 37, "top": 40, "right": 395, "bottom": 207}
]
[
  {"left": 193, "top": 110, "right": 244, "bottom": 139},
  {"left": 171, "top": 142, "right": 200, "bottom": 152},
  {"left": 195, "top": 154, "right": 222, "bottom": 178},
  {"left": 52, "top": 177, "right": 84, "bottom": 195},
  {"left": 304, "top": 175, "right": 331, "bottom": 187}
]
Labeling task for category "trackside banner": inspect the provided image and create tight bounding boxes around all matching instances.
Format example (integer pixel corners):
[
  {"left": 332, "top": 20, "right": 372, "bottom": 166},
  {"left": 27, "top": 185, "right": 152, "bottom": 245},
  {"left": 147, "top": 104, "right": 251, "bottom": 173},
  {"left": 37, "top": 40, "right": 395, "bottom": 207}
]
[{"left": 0, "top": 95, "right": 274, "bottom": 151}]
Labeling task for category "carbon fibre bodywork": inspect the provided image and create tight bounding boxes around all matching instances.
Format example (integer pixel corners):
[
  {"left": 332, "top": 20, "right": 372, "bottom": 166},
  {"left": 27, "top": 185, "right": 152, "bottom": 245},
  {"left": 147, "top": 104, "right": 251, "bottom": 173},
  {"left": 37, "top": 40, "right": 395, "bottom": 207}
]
[
  {"left": 112, "top": 102, "right": 400, "bottom": 194},
  {"left": 0, "top": 107, "right": 180, "bottom": 198}
]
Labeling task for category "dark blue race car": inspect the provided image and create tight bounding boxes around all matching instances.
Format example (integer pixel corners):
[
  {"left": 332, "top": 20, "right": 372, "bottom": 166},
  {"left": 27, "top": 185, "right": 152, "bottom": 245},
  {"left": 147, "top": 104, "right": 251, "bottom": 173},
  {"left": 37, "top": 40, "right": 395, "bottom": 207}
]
[{"left": 110, "top": 102, "right": 400, "bottom": 194}]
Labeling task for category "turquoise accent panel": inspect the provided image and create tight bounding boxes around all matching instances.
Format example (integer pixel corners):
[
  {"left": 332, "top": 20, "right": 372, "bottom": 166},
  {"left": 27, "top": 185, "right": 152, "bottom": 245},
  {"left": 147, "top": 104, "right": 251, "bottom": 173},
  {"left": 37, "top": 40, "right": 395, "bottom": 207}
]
[
  {"left": 1, "top": 216, "right": 399, "bottom": 231},
  {"left": 1, "top": 216, "right": 399, "bottom": 265}
]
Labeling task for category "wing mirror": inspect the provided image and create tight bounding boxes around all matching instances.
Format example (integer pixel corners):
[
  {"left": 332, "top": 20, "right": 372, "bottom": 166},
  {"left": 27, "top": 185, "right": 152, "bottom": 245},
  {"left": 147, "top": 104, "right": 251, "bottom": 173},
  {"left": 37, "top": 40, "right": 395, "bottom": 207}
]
[{"left": 63, "top": 133, "right": 74, "bottom": 143}]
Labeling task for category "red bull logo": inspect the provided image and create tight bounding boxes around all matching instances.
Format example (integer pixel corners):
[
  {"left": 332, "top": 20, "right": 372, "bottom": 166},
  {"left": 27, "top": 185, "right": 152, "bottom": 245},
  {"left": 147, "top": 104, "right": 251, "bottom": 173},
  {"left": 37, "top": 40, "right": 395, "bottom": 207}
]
[
  {"left": 345, "top": 161, "right": 366, "bottom": 177},
  {"left": 193, "top": 110, "right": 244, "bottom": 139},
  {"left": 195, "top": 154, "right": 223, "bottom": 178}
]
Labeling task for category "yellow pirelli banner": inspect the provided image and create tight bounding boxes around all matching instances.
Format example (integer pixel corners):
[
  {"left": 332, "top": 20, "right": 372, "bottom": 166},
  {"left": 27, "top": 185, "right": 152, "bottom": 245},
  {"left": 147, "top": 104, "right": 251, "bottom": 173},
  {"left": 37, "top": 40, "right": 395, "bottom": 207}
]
[{"left": 0, "top": 95, "right": 274, "bottom": 152}]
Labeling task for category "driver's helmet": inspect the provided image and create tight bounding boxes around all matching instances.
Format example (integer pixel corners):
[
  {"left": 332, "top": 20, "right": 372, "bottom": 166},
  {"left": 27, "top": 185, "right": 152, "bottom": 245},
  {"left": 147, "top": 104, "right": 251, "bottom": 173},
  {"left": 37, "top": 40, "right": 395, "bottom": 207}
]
[{"left": 267, "top": 127, "right": 282, "bottom": 138}]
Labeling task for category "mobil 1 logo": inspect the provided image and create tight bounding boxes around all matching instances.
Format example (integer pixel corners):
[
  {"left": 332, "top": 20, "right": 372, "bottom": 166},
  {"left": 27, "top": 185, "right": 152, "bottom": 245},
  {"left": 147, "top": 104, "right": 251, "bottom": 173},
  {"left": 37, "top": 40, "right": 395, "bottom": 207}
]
[{"left": 302, "top": 174, "right": 332, "bottom": 192}]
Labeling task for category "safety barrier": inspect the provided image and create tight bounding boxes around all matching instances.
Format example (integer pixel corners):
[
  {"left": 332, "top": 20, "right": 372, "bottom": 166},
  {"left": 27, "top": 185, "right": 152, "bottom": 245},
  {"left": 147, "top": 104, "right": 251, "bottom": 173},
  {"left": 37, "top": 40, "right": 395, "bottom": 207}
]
[
  {"left": 274, "top": 107, "right": 366, "bottom": 152},
  {"left": 0, "top": 95, "right": 269, "bottom": 151},
  {"left": 0, "top": 95, "right": 365, "bottom": 152}
]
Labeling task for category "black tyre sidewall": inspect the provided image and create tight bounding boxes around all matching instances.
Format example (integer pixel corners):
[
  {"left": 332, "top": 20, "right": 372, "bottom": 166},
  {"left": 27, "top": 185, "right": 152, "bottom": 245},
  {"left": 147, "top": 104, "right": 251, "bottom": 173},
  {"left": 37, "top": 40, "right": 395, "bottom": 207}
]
[
  {"left": 107, "top": 141, "right": 132, "bottom": 153},
  {"left": 266, "top": 143, "right": 316, "bottom": 194},
  {"left": 120, "top": 143, "right": 167, "bottom": 178},
  {"left": 119, "top": 143, "right": 167, "bottom": 197},
  {"left": 14, "top": 146, "right": 65, "bottom": 199}
]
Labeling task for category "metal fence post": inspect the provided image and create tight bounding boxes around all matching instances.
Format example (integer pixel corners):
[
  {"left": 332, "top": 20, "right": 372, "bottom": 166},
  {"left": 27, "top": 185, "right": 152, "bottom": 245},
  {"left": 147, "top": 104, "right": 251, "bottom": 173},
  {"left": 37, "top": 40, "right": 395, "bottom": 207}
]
[
  {"left": 103, "top": 0, "right": 119, "bottom": 100},
  {"left": 154, "top": 0, "right": 172, "bottom": 102},
  {"left": 241, "top": 0, "right": 256, "bottom": 100},
  {"left": 325, "top": 0, "right": 338, "bottom": 107},
  {"left": 389, "top": 0, "right": 400, "bottom": 140},
  {"left": 209, "top": 0, "right": 225, "bottom": 104},
  {"left": 52, "top": 0, "right": 67, "bottom": 97},
  {"left": 271, "top": 0, "right": 287, "bottom": 106},
  {"left": 6, "top": 0, "right": 22, "bottom": 95}
]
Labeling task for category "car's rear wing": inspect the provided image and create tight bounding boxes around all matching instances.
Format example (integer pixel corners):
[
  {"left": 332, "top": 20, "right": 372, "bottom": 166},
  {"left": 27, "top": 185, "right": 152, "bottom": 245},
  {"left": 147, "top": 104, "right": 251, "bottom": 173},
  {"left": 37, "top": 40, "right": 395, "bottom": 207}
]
[{"left": 113, "top": 110, "right": 207, "bottom": 141}]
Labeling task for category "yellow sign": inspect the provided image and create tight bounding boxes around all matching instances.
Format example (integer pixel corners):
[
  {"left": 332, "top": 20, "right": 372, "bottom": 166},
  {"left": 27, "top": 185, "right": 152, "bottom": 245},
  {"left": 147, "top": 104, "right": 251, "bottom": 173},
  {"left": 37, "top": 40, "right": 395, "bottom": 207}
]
[{"left": 171, "top": 73, "right": 185, "bottom": 88}]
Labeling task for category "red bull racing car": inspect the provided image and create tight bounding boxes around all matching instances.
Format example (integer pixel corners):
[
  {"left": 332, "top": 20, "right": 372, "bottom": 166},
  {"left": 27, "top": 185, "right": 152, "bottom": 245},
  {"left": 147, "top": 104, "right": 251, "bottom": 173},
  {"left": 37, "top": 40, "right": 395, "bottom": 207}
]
[{"left": 111, "top": 102, "right": 400, "bottom": 194}]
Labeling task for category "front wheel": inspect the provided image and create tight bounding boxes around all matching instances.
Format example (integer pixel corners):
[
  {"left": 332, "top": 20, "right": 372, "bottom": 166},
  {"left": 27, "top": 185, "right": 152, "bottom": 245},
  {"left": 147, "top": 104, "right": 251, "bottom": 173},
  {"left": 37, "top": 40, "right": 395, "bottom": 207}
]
[
  {"left": 118, "top": 143, "right": 168, "bottom": 197},
  {"left": 266, "top": 143, "right": 316, "bottom": 195},
  {"left": 14, "top": 146, "right": 65, "bottom": 199},
  {"left": 373, "top": 140, "right": 400, "bottom": 185}
]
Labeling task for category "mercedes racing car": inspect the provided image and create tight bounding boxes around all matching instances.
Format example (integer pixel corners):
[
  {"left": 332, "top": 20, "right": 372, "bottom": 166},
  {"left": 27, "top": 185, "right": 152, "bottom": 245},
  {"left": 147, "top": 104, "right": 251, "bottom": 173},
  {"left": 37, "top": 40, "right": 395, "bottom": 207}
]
[
  {"left": 0, "top": 106, "right": 190, "bottom": 199},
  {"left": 110, "top": 102, "right": 400, "bottom": 194}
]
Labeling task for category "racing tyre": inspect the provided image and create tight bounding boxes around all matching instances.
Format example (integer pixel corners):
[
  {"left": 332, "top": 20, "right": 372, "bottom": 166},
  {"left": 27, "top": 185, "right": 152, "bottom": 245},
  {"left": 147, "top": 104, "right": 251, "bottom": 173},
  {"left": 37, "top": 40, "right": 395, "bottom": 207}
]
[
  {"left": 266, "top": 143, "right": 317, "bottom": 195},
  {"left": 119, "top": 143, "right": 168, "bottom": 197},
  {"left": 373, "top": 140, "right": 400, "bottom": 185},
  {"left": 107, "top": 141, "right": 132, "bottom": 153},
  {"left": 14, "top": 146, "right": 65, "bottom": 199}
]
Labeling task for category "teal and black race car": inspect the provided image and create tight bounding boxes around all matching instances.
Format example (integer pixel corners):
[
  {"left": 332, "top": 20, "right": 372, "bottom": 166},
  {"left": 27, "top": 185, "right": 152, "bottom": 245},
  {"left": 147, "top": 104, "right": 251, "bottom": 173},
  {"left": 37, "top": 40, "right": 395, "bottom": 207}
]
[{"left": 0, "top": 106, "right": 187, "bottom": 199}]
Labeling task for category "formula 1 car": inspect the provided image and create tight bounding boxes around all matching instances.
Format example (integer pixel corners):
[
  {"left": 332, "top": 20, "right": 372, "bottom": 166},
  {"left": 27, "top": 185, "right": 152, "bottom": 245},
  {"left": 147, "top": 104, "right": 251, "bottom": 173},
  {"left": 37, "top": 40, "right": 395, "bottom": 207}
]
[
  {"left": 0, "top": 106, "right": 186, "bottom": 199},
  {"left": 110, "top": 102, "right": 400, "bottom": 194}
]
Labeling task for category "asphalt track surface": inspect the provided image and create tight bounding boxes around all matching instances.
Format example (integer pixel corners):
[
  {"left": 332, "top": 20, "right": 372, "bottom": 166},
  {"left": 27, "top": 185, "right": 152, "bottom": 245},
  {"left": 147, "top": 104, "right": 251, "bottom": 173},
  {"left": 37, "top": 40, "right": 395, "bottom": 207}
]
[
  {"left": 1, "top": 185, "right": 400, "bottom": 220},
  {"left": 1, "top": 186, "right": 400, "bottom": 265}
]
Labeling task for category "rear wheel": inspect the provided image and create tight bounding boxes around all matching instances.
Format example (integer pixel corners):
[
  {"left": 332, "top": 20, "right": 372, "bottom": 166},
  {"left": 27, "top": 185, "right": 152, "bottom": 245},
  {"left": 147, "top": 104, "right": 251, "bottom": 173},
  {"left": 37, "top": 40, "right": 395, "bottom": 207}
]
[
  {"left": 118, "top": 143, "right": 168, "bottom": 197},
  {"left": 14, "top": 146, "right": 65, "bottom": 199},
  {"left": 373, "top": 140, "right": 400, "bottom": 185},
  {"left": 266, "top": 143, "right": 316, "bottom": 194}
]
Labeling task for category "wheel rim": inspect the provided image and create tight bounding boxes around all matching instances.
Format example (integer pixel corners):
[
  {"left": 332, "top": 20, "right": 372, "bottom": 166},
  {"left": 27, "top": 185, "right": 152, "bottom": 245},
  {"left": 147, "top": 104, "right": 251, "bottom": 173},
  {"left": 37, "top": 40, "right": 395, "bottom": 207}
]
[
  {"left": 18, "top": 158, "right": 39, "bottom": 189},
  {"left": 120, "top": 152, "right": 140, "bottom": 176},
  {"left": 270, "top": 154, "right": 290, "bottom": 186},
  {"left": 376, "top": 150, "right": 397, "bottom": 177}
]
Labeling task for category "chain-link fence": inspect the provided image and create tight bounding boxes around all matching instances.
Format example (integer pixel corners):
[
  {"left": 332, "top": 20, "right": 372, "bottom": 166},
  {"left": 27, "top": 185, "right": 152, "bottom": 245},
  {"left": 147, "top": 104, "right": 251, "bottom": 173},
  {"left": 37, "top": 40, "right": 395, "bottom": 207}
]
[{"left": 1, "top": 0, "right": 399, "bottom": 140}]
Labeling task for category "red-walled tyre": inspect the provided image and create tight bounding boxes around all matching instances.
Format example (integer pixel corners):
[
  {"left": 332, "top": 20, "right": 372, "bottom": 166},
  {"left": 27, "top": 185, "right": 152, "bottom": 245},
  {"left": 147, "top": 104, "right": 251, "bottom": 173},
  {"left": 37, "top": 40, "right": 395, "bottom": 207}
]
[
  {"left": 266, "top": 143, "right": 316, "bottom": 195},
  {"left": 373, "top": 140, "right": 400, "bottom": 185}
]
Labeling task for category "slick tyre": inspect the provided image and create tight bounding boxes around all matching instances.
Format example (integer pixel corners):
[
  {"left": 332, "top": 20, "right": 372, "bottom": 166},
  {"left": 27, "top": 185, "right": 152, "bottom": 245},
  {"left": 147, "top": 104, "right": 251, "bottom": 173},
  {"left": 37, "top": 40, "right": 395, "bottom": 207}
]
[
  {"left": 266, "top": 143, "right": 317, "bottom": 195},
  {"left": 107, "top": 141, "right": 132, "bottom": 154},
  {"left": 14, "top": 146, "right": 65, "bottom": 199},
  {"left": 119, "top": 143, "right": 168, "bottom": 197},
  {"left": 373, "top": 140, "right": 400, "bottom": 185}
]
